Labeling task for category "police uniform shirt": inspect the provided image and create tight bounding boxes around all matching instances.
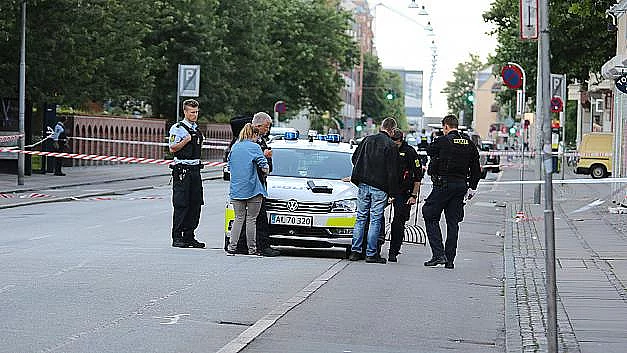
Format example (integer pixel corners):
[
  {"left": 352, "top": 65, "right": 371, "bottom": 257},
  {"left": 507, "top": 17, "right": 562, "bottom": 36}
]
[
  {"left": 427, "top": 130, "right": 481, "bottom": 189},
  {"left": 52, "top": 122, "right": 65, "bottom": 141},
  {"left": 169, "top": 119, "right": 200, "bottom": 165},
  {"left": 398, "top": 142, "right": 424, "bottom": 193}
]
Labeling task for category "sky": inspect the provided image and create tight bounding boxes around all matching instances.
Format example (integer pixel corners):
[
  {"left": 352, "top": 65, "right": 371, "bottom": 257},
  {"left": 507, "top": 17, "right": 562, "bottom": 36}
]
[{"left": 370, "top": 0, "right": 498, "bottom": 117}]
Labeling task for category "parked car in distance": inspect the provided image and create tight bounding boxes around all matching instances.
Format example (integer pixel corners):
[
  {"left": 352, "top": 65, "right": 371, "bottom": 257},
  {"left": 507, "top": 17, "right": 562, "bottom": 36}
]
[
  {"left": 575, "top": 132, "right": 613, "bottom": 179},
  {"left": 479, "top": 140, "right": 501, "bottom": 179}
]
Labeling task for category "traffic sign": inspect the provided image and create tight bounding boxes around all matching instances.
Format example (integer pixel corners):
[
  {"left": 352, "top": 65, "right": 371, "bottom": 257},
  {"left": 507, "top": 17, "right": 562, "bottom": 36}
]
[
  {"left": 550, "top": 97, "right": 563, "bottom": 113},
  {"left": 520, "top": 0, "right": 539, "bottom": 40},
  {"left": 274, "top": 100, "right": 286, "bottom": 113},
  {"left": 616, "top": 73, "right": 627, "bottom": 94},
  {"left": 502, "top": 65, "right": 523, "bottom": 90},
  {"left": 178, "top": 65, "right": 200, "bottom": 97}
]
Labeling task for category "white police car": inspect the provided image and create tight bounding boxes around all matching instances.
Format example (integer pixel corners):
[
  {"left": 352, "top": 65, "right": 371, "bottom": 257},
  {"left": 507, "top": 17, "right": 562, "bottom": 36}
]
[{"left": 224, "top": 132, "right": 358, "bottom": 255}]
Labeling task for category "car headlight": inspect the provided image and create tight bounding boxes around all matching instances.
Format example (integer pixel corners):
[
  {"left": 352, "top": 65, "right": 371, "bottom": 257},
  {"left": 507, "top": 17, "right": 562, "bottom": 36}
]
[{"left": 332, "top": 199, "right": 357, "bottom": 213}]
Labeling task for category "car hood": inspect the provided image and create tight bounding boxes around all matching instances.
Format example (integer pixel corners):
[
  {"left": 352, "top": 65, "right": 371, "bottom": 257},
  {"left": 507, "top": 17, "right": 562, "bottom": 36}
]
[{"left": 267, "top": 176, "right": 357, "bottom": 202}]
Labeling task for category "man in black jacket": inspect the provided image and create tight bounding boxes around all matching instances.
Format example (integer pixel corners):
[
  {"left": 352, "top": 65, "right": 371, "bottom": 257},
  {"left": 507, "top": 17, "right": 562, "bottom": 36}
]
[
  {"left": 349, "top": 117, "right": 400, "bottom": 264},
  {"left": 422, "top": 115, "right": 481, "bottom": 269}
]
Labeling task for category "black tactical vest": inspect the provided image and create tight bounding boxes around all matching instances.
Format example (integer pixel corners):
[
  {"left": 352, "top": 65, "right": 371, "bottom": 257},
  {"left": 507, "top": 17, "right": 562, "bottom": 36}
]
[
  {"left": 173, "top": 123, "right": 204, "bottom": 160},
  {"left": 434, "top": 131, "right": 474, "bottom": 179}
]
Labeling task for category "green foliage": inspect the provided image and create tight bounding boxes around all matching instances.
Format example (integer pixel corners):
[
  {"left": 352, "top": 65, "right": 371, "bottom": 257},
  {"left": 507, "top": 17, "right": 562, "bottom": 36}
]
[
  {"left": 483, "top": 0, "right": 616, "bottom": 107},
  {"left": 361, "top": 53, "right": 406, "bottom": 128},
  {"left": 0, "top": 0, "right": 359, "bottom": 121},
  {"left": 441, "top": 54, "right": 484, "bottom": 127}
]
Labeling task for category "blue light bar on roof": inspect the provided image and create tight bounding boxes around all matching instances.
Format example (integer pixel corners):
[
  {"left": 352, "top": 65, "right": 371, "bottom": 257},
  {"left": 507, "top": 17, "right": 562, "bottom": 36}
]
[
  {"left": 326, "top": 134, "right": 341, "bottom": 143},
  {"left": 317, "top": 135, "right": 327, "bottom": 141},
  {"left": 284, "top": 131, "right": 299, "bottom": 140}
]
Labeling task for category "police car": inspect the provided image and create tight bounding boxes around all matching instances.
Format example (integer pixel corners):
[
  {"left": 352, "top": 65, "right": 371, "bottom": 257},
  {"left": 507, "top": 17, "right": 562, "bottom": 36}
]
[{"left": 224, "top": 132, "right": 358, "bottom": 255}]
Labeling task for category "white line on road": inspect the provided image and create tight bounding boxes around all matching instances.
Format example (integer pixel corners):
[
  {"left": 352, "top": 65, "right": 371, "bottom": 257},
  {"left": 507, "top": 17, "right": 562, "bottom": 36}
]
[
  {"left": 28, "top": 234, "right": 53, "bottom": 241},
  {"left": 0, "top": 285, "right": 16, "bottom": 294},
  {"left": 86, "top": 224, "right": 104, "bottom": 230},
  {"left": 118, "top": 216, "right": 145, "bottom": 223},
  {"left": 216, "top": 260, "right": 349, "bottom": 353}
]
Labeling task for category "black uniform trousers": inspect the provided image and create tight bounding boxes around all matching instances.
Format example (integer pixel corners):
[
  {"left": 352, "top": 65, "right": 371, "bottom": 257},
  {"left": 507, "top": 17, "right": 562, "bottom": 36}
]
[
  {"left": 236, "top": 197, "right": 271, "bottom": 252},
  {"left": 171, "top": 165, "right": 203, "bottom": 242},
  {"left": 389, "top": 194, "right": 411, "bottom": 256},
  {"left": 422, "top": 180, "right": 466, "bottom": 262},
  {"left": 54, "top": 142, "right": 66, "bottom": 175}
]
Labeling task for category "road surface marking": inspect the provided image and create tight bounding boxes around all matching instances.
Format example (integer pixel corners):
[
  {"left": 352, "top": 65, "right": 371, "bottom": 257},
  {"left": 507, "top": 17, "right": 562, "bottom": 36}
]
[{"left": 216, "top": 260, "right": 349, "bottom": 353}]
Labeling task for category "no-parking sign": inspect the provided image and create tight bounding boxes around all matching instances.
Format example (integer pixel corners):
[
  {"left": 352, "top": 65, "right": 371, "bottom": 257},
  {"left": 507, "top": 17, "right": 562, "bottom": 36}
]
[{"left": 502, "top": 65, "right": 523, "bottom": 90}]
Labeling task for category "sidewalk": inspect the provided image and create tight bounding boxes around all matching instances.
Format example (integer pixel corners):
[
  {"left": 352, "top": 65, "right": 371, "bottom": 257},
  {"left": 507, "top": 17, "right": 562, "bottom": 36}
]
[
  {"left": 0, "top": 164, "right": 222, "bottom": 209},
  {"left": 501, "top": 163, "right": 627, "bottom": 353}
]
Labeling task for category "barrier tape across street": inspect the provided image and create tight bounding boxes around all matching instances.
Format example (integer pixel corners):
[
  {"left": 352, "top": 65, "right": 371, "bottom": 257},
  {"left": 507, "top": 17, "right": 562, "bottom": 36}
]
[
  {"left": 0, "top": 147, "right": 227, "bottom": 168},
  {"left": 69, "top": 136, "right": 228, "bottom": 150}
]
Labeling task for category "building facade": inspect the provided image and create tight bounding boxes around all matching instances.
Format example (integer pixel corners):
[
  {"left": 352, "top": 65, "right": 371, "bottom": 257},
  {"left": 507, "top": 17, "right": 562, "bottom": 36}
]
[
  {"left": 340, "top": 0, "right": 374, "bottom": 139},
  {"left": 386, "top": 68, "right": 424, "bottom": 132},
  {"left": 472, "top": 66, "right": 500, "bottom": 140}
]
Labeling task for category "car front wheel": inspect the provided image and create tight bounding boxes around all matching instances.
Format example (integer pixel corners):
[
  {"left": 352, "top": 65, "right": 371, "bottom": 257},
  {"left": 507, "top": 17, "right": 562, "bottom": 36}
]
[{"left": 590, "top": 164, "right": 607, "bottom": 179}]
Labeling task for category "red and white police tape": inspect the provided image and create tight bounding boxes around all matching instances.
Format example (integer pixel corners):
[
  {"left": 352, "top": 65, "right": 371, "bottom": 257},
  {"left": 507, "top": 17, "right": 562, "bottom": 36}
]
[
  {"left": 0, "top": 146, "right": 227, "bottom": 168},
  {"left": 0, "top": 134, "right": 24, "bottom": 143},
  {"left": 68, "top": 136, "right": 228, "bottom": 150}
]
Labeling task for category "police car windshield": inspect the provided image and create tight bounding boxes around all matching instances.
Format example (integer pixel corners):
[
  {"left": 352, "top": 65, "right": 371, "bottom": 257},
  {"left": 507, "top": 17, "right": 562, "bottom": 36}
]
[{"left": 272, "top": 149, "right": 352, "bottom": 180}]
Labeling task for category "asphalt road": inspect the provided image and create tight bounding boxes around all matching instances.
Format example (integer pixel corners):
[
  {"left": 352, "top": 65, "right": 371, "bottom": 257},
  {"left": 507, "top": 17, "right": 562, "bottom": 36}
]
[
  {"left": 2, "top": 171, "right": 507, "bottom": 353},
  {"left": 1, "top": 180, "right": 352, "bottom": 353}
]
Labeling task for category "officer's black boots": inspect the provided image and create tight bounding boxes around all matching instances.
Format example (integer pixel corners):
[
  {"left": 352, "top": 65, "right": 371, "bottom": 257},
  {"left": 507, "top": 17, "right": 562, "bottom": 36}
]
[{"left": 424, "top": 256, "right": 447, "bottom": 267}]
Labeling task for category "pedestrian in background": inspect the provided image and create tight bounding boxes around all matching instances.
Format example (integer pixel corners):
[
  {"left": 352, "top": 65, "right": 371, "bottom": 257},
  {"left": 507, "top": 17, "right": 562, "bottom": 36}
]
[
  {"left": 349, "top": 117, "right": 400, "bottom": 264},
  {"left": 52, "top": 116, "right": 68, "bottom": 176},
  {"left": 422, "top": 115, "right": 480, "bottom": 269},
  {"left": 226, "top": 123, "right": 269, "bottom": 256},
  {"left": 168, "top": 99, "right": 205, "bottom": 249},
  {"left": 388, "top": 128, "right": 423, "bottom": 263}
]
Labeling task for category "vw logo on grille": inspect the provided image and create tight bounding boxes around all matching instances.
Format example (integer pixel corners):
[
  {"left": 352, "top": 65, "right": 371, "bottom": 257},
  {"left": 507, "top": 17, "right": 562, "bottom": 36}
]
[{"left": 286, "top": 200, "right": 299, "bottom": 212}]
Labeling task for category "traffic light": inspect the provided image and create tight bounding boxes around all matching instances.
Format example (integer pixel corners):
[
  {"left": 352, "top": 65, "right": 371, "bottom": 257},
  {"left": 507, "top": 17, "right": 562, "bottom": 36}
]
[
  {"left": 509, "top": 126, "right": 517, "bottom": 135},
  {"left": 385, "top": 90, "right": 396, "bottom": 100},
  {"left": 464, "top": 91, "right": 474, "bottom": 104}
]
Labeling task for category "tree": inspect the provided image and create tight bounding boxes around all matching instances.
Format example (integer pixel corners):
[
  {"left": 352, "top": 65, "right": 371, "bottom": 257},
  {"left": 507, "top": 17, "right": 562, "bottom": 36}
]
[
  {"left": 483, "top": 0, "right": 616, "bottom": 106},
  {"left": 441, "top": 54, "right": 484, "bottom": 128},
  {"left": 0, "top": 0, "right": 154, "bottom": 109},
  {"left": 361, "top": 53, "right": 406, "bottom": 128},
  {"left": 0, "top": 0, "right": 360, "bottom": 122}
]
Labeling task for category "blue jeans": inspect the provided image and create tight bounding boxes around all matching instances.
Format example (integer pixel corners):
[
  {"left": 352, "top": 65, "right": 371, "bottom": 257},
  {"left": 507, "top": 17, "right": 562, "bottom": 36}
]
[{"left": 351, "top": 183, "right": 388, "bottom": 257}]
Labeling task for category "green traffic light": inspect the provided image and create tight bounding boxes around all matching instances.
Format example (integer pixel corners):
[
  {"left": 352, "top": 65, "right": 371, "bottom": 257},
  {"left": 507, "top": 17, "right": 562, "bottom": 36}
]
[
  {"left": 386, "top": 93, "right": 394, "bottom": 100},
  {"left": 509, "top": 127, "right": 516, "bottom": 134}
]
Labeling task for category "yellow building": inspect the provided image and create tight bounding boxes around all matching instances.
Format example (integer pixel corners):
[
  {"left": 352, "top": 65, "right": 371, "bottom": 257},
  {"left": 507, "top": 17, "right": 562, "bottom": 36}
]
[{"left": 471, "top": 66, "right": 500, "bottom": 140}]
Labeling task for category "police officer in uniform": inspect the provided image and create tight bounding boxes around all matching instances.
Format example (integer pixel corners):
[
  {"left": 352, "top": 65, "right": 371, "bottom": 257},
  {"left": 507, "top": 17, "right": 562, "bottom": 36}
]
[
  {"left": 52, "top": 116, "right": 68, "bottom": 176},
  {"left": 422, "top": 115, "right": 480, "bottom": 269},
  {"left": 388, "top": 128, "right": 423, "bottom": 263},
  {"left": 168, "top": 99, "right": 205, "bottom": 248}
]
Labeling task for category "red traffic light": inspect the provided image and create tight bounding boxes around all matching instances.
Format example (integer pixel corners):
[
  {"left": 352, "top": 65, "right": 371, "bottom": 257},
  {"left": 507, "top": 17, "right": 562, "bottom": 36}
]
[{"left": 551, "top": 120, "right": 560, "bottom": 129}]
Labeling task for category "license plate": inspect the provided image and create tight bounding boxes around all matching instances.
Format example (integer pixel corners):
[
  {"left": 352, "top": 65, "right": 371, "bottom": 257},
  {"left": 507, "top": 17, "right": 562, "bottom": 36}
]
[{"left": 270, "top": 214, "right": 313, "bottom": 226}]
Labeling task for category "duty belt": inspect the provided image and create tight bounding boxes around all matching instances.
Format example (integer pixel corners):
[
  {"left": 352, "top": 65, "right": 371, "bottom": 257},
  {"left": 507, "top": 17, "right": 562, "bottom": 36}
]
[{"left": 169, "top": 163, "right": 203, "bottom": 170}]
